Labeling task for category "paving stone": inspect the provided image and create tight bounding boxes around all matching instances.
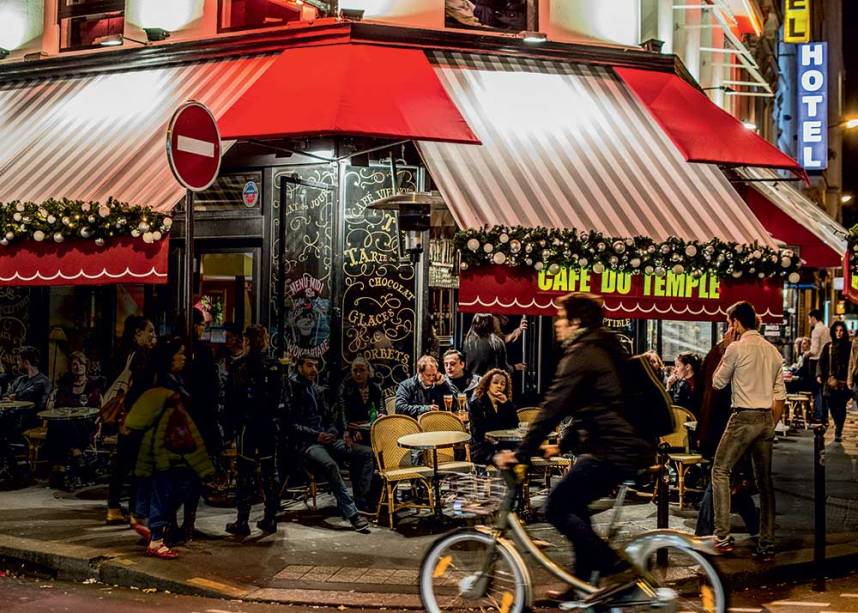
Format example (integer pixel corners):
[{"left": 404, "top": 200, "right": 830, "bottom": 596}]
[{"left": 274, "top": 565, "right": 314, "bottom": 580}]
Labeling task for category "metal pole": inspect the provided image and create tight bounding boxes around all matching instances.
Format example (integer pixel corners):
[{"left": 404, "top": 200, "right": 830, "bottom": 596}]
[
  {"left": 656, "top": 441, "right": 670, "bottom": 566},
  {"left": 277, "top": 177, "right": 288, "bottom": 359},
  {"left": 183, "top": 190, "right": 194, "bottom": 337},
  {"left": 813, "top": 424, "right": 827, "bottom": 591}
]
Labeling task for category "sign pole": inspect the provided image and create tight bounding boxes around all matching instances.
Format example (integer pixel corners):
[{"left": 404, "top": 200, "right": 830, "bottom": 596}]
[{"left": 184, "top": 189, "right": 195, "bottom": 337}]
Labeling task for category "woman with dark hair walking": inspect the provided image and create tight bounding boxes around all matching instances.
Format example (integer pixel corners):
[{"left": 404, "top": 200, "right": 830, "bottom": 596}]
[
  {"left": 463, "top": 314, "right": 512, "bottom": 377},
  {"left": 817, "top": 320, "right": 851, "bottom": 442},
  {"left": 105, "top": 315, "right": 157, "bottom": 526}
]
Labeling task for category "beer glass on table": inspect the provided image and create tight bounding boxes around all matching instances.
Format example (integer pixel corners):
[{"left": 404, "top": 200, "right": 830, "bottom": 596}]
[{"left": 443, "top": 394, "right": 453, "bottom": 411}]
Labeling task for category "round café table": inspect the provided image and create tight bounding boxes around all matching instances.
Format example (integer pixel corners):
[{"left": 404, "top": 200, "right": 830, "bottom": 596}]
[
  {"left": 398, "top": 431, "right": 470, "bottom": 521},
  {"left": 0, "top": 400, "right": 35, "bottom": 412},
  {"left": 484, "top": 429, "right": 557, "bottom": 443},
  {"left": 38, "top": 407, "right": 100, "bottom": 421}
]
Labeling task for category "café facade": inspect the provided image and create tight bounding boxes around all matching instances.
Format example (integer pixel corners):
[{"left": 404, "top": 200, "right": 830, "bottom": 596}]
[{"left": 0, "top": 18, "right": 847, "bottom": 396}]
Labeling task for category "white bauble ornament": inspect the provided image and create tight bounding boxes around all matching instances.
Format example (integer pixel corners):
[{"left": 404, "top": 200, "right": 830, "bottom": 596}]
[
  {"left": 138, "top": 222, "right": 150, "bottom": 232},
  {"left": 613, "top": 241, "right": 626, "bottom": 254},
  {"left": 0, "top": 239, "right": 6, "bottom": 246},
  {"left": 460, "top": 262, "right": 469, "bottom": 271},
  {"left": 548, "top": 263, "right": 560, "bottom": 275},
  {"left": 525, "top": 258, "right": 533, "bottom": 266},
  {"left": 61, "top": 216, "right": 70, "bottom": 225},
  {"left": 33, "top": 230, "right": 45, "bottom": 242},
  {"left": 534, "top": 261, "right": 544, "bottom": 271},
  {"left": 509, "top": 239, "right": 522, "bottom": 253},
  {"left": 781, "top": 257, "right": 792, "bottom": 268},
  {"left": 482, "top": 242, "right": 493, "bottom": 253},
  {"left": 685, "top": 245, "right": 697, "bottom": 257},
  {"left": 466, "top": 238, "right": 480, "bottom": 252},
  {"left": 672, "top": 264, "right": 684, "bottom": 274},
  {"left": 95, "top": 238, "right": 104, "bottom": 247},
  {"left": 162, "top": 217, "right": 173, "bottom": 229},
  {"left": 758, "top": 272, "right": 765, "bottom": 278},
  {"left": 14, "top": 203, "right": 24, "bottom": 212},
  {"left": 53, "top": 233, "right": 63, "bottom": 243},
  {"left": 81, "top": 203, "right": 91, "bottom": 212},
  {"left": 492, "top": 252, "right": 506, "bottom": 265},
  {"left": 608, "top": 256, "right": 619, "bottom": 266},
  {"left": 98, "top": 206, "right": 110, "bottom": 218},
  {"left": 4, "top": 232, "right": 13, "bottom": 241},
  {"left": 152, "top": 231, "right": 162, "bottom": 241},
  {"left": 47, "top": 215, "right": 56, "bottom": 224},
  {"left": 12, "top": 213, "right": 21, "bottom": 222},
  {"left": 655, "top": 266, "right": 666, "bottom": 277},
  {"left": 80, "top": 227, "right": 92, "bottom": 238},
  {"left": 630, "top": 258, "right": 641, "bottom": 268},
  {"left": 751, "top": 250, "right": 762, "bottom": 259},
  {"left": 660, "top": 244, "right": 671, "bottom": 254},
  {"left": 592, "top": 262, "right": 605, "bottom": 274},
  {"left": 788, "top": 272, "right": 801, "bottom": 283},
  {"left": 143, "top": 232, "right": 154, "bottom": 244},
  {"left": 87, "top": 215, "right": 96, "bottom": 223},
  {"left": 644, "top": 265, "right": 655, "bottom": 275},
  {"left": 578, "top": 257, "right": 588, "bottom": 268},
  {"left": 131, "top": 229, "right": 140, "bottom": 238},
  {"left": 499, "top": 233, "right": 509, "bottom": 243},
  {"left": 732, "top": 271, "right": 742, "bottom": 278}
]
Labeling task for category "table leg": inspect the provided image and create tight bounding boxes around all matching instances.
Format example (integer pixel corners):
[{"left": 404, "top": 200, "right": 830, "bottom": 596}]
[{"left": 432, "top": 449, "right": 443, "bottom": 519}]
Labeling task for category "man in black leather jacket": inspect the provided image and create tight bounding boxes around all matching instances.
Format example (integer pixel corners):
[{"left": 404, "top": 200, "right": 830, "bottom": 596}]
[
  {"left": 496, "top": 293, "right": 653, "bottom": 590},
  {"left": 224, "top": 325, "right": 285, "bottom": 536}
]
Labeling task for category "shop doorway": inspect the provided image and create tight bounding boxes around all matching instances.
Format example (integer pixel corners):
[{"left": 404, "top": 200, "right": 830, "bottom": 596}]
[{"left": 194, "top": 249, "right": 260, "bottom": 344}]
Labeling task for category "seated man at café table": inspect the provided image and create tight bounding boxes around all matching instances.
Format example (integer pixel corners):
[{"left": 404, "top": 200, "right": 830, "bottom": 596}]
[
  {"left": 4, "top": 346, "right": 51, "bottom": 411},
  {"left": 442, "top": 349, "right": 480, "bottom": 403},
  {"left": 287, "top": 355, "right": 372, "bottom": 529},
  {"left": 395, "top": 355, "right": 449, "bottom": 417}
]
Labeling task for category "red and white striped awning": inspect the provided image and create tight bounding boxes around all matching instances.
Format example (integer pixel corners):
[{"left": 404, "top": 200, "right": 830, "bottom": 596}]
[
  {"left": 417, "top": 52, "right": 775, "bottom": 246},
  {"left": 0, "top": 54, "right": 275, "bottom": 212}
]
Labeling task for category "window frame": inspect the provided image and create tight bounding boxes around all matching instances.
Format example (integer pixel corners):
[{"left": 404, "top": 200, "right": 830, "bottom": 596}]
[
  {"left": 57, "top": 0, "right": 126, "bottom": 52},
  {"left": 216, "top": 0, "right": 321, "bottom": 34}
]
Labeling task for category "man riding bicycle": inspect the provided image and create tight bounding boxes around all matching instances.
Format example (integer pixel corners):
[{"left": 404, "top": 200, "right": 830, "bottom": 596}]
[{"left": 495, "top": 292, "right": 655, "bottom": 598}]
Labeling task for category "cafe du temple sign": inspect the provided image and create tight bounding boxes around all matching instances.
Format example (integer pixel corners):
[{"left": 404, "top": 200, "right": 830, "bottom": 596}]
[{"left": 458, "top": 265, "right": 784, "bottom": 323}]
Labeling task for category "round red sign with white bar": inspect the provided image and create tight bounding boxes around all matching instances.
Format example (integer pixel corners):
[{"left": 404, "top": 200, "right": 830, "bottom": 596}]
[{"left": 166, "top": 101, "right": 222, "bottom": 192}]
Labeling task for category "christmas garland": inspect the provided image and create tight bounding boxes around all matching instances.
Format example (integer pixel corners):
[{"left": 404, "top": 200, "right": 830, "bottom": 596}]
[
  {"left": 0, "top": 198, "right": 171, "bottom": 246},
  {"left": 455, "top": 226, "right": 801, "bottom": 283}
]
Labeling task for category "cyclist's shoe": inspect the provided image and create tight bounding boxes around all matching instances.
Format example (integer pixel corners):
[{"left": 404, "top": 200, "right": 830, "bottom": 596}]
[{"left": 713, "top": 535, "right": 735, "bottom": 554}]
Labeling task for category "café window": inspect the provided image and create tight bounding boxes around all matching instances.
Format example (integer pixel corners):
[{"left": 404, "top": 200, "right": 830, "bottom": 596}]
[
  {"left": 194, "top": 172, "right": 263, "bottom": 213},
  {"left": 660, "top": 320, "right": 714, "bottom": 363},
  {"left": 218, "top": 0, "right": 322, "bottom": 32},
  {"left": 446, "top": 0, "right": 534, "bottom": 32},
  {"left": 58, "top": 0, "right": 126, "bottom": 52}
]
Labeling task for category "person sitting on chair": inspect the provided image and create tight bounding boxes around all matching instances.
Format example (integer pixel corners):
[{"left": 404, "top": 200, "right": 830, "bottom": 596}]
[
  {"left": 395, "top": 355, "right": 449, "bottom": 417},
  {"left": 442, "top": 349, "right": 480, "bottom": 401},
  {"left": 287, "top": 355, "right": 372, "bottom": 530},
  {"left": 468, "top": 368, "right": 517, "bottom": 465},
  {"left": 5, "top": 346, "right": 51, "bottom": 411}
]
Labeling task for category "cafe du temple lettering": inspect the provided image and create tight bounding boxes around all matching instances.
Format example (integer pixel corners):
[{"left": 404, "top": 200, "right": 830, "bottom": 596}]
[{"left": 537, "top": 268, "right": 722, "bottom": 300}]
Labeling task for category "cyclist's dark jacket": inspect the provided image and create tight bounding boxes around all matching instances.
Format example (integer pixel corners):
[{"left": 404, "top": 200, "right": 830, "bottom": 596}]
[
  {"left": 225, "top": 352, "right": 285, "bottom": 431},
  {"left": 517, "top": 328, "right": 653, "bottom": 470}
]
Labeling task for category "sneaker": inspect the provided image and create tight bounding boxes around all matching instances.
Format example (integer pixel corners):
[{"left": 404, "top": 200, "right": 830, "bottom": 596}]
[
  {"left": 225, "top": 520, "right": 251, "bottom": 537},
  {"left": 256, "top": 518, "right": 278, "bottom": 534},
  {"left": 105, "top": 507, "right": 128, "bottom": 525},
  {"left": 349, "top": 514, "right": 371, "bottom": 533},
  {"left": 713, "top": 536, "right": 735, "bottom": 554}
]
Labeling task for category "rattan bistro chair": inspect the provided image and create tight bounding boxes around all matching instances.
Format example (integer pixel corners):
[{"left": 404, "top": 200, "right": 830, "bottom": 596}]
[
  {"left": 661, "top": 405, "right": 705, "bottom": 510},
  {"left": 370, "top": 415, "right": 434, "bottom": 528},
  {"left": 384, "top": 395, "right": 397, "bottom": 415},
  {"left": 417, "top": 412, "right": 475, "bottom": 474},
  {"left": 516, "top": 407, "right": 541, "bottom": 424}
]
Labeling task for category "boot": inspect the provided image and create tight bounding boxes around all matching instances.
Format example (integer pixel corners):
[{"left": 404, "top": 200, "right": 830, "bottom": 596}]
[
  {"left": 226, "top": 519, "right": 250, "bottom": 537},
  {"left": 256, "top": 517, "right": 278, "bottom": 534}
]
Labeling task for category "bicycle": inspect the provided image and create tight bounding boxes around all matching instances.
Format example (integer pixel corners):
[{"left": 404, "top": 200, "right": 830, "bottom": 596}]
[{"left": 418, "top": 465, "right": 726, "bottom": 612}]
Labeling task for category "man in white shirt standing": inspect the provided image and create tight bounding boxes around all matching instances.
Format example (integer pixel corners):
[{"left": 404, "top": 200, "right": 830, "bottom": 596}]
[
  {"left": 711, "top": 301, "right": 786, "bottom": 560},
  {"left": 806, "top": 309, "right": 831, "bottom": 422}
]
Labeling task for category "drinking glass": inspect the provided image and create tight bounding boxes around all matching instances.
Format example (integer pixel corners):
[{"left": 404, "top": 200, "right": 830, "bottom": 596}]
[{"left": 443, "top": 395, "right": 453, "bottom": 411}]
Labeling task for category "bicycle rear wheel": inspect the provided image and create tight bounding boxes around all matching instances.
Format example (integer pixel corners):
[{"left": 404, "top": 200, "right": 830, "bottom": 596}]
[
  {"left": 419, "top": 529, "right": 528, "bottom": 613},
  {"left": 641, "top": 544, "right": 727, "bottom": 613}
]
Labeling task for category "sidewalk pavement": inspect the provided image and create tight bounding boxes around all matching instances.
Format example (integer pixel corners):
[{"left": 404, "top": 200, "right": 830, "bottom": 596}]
[{"left": 0, "top": 411, "right": 857, "bottom": 609}]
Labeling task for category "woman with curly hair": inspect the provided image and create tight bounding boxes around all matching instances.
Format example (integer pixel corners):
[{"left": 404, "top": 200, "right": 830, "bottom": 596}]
[{"left": 468, "top": 368, "right": 517, "bottom": 464}]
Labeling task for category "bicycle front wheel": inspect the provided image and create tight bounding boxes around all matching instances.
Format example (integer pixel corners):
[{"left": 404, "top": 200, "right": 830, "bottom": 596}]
[
  {"left": 641, "top": 544, "right": 728, "bottom": 613},
  {"left": 419, "top": 529, "right": 529, "bottom": 613}
]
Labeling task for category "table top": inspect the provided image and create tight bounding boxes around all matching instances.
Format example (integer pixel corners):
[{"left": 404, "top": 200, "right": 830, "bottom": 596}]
[
  {"left": 484, "top": 429, "right": 557, "bottom": 442},
  {"left": 0, "top": 400, "right": 35, "bottom": 410},
  {"left": 38, "top": 407, "right": 99, "bottom": 420},
  {"left": 398, "top": 431, "right": 470, "bottom": 450},
  {"left": 786, "top": 394, "right": 811, "bottom": 401}
]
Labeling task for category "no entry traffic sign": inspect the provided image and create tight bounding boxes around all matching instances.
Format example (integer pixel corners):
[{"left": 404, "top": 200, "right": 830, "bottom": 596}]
[{"left": 166, "top": 101, "right": 222, "bottom": 192}]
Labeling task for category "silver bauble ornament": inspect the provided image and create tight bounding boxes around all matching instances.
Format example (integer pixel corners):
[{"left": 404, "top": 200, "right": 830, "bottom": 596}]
[
  {"left": 655, "top": 266, "right": 666, "bottom": 277},
  {"left": 609, "top": 256, "right": 619, "bottom": 266},
  {"left": 644, "top": 265, "right": 655, "bottom": 275},
  {"left": 578, "top": 257, "right": 588, "bottom": 268},
  {"left": 592, "top": 262, "right": 605, "bottom": 274},
  {"left": 525, "top": 244, "right": 533, "bottom": 254},
  {"left": 53, "top": 233, "right": 63, "bottom": 243},
  {"left": 460, "top": 262, "right": 469, "bottom": 271},
  {"left": 613, "top": 241, "right": 626, "bottom": 253},
  {"left": 685, "top": 245, "right": 697, "bottom": 257},
  {"left": 672, "top": 264, "right": 684, "bottom": 274},
  {"left": 534, "top": 261, "right": 544, "bottom": 271},
  {"left": 548, "top": 263, "right": 560, "bottom": 275},
  {"left": 660, "top": 244, "right": 671, "bottom": 254},
  {"left": 95, "top": 238, "right": 105, "bottom": 247},
  {"left": 509, "top": 240, "right": 522, "bottom": 253},
  {"left": 525, "top": 258, "right": 533, "bottom": 266},
  {"left": 647, "top": 245, "right": 657, "bottom": 254}
]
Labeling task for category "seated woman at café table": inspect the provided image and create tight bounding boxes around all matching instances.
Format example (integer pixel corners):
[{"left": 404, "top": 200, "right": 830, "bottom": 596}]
[
  {"left": 47, "top": 352, "right": 104, "bottom": 410},
  {"left": 468, "top": 368, "right": 518, "bottom": 465}
]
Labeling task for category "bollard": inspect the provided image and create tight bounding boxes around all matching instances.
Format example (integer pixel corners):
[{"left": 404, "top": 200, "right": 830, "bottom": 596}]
[
  {"left": 813, "top": 424, "right": 827, "bottom": 592},
  {"left": 656, "top": 442, "right": 671, "bottom": 566}
]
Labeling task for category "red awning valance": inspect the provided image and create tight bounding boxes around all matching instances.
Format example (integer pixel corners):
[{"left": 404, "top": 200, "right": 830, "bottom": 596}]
[
  {"left": 459, "top": 265, "right": 783, "bottom": 323},
  {"left": 0, "top": 238, "right": 168, "bottom": 286},
  {"left": 218, "top": 43, "right": 479, "bottom": 144},
  {"left": 614, "top": 67, "right": 802, "bottom": 175}
]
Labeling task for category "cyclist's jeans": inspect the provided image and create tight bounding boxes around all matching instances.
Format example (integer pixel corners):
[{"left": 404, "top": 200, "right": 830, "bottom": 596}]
[
  {"left": 545, "top": 454, "right": 632, "bottom": 582},
  {"left": 712, "top": 410, "right": 775, "bottom": 549}
]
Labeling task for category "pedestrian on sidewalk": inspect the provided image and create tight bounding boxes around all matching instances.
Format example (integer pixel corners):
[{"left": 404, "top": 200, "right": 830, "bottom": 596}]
[
  {"left": 224, "top": 325, "right": 285, "bottom": 537},
  {"left": 817, "top": 321, "right": 851, "bottom": 442},
  {"left": 711, "top": 301, "right": 785, "bottom": 560},
  {"left": 124, "top": 337, "right": 214, "bottom": 559},
  {"left": 694, "top": 327, "right": 759, "bottom": 539},
  {"left": 105, "top": 316, "right": 157, "bottom": 527},
  {"left": 806, "top": 309, "right": 830, "bottom": 423}
]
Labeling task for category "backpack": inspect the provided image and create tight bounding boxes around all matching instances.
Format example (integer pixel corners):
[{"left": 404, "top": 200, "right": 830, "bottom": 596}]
[
  {"left": 621, "top": 354, "right": 676, "bottom": 442},
  {"left": 164, "top": 406, "right": 196, "bottom": 455}
]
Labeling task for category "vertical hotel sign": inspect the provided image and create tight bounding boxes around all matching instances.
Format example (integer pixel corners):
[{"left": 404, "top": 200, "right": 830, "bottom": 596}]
[
  {"left": 798, "top": 42, "right": 827, "bottom": 170},
  {"left": 784, "top": 0, "right": 810, "bottom": 43}
]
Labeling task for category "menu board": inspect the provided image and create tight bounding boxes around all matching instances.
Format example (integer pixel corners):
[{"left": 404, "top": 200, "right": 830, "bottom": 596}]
[
  {"left": 0, "top": 288, "right": 30, "bottom": 374},
  {"left": 341, "top": 165, "right": 418, "bottom": 395},
  {"left": 272, "top": 166, "right": 335, "bottom": 373}
]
